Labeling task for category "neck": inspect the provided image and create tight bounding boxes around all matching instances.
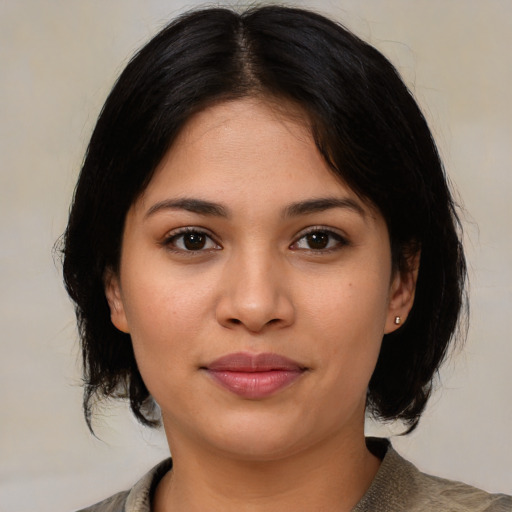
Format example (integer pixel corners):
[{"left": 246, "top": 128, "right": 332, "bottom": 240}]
[{"left": 154, "top": 432, "right": 381, "bottom": 512}]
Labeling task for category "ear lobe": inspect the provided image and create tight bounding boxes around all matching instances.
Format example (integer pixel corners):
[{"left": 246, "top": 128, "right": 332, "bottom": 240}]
[
  {"left": 385, "top": 252, "right": 420, "bottom": 334},
  {"left": 104, "top": 270, "right": 130, "bottom": 334}
]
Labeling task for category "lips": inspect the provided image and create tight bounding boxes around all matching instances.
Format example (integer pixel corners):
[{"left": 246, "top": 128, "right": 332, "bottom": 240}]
[{"left": 204, "top": 352, "right": 306, "bottom": 399}]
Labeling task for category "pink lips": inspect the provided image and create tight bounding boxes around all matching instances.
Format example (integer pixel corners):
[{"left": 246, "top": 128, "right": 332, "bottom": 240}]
[{"left": 204, "top": 352, "right": 306, "bottom": 399}]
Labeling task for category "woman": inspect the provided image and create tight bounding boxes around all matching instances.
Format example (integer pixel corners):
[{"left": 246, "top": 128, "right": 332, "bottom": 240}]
[{"left": 62, "top": 5, "right": 511, "bottom": 511}]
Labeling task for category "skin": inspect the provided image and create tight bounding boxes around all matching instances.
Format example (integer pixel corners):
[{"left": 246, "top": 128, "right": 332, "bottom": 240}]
[{"left": 105, "top": 98, "right": 417, "bottom": 511}]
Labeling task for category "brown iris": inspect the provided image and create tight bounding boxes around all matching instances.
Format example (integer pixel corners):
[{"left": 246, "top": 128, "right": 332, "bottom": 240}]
[
  {"left": 306, "top": 232, "right": 330, "bottom": 249},
  {"left": 183, "top": 232, "right": 207, "bottom": 250}
]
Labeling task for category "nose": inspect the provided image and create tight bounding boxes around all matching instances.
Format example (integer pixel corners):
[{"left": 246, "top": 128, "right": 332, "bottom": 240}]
[{"left": 215, "top": 248, "right": 295, "bottom": 333}]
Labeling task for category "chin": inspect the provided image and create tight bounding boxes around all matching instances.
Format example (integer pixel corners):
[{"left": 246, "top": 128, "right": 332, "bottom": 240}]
[
  {"left": 201, "top": 411, "right": 321, "bottom": 462},
  {"left": 217, "top": 434, "right": 305, "bottom": 462}
]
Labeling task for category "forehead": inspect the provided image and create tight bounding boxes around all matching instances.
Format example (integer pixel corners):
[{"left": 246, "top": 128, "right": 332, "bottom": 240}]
[
  {"left": 136, "top": 98, "right": 365, "bottom": 211},
  {"left": 164, "top": 97, "right": 314, "bottom": 172}
]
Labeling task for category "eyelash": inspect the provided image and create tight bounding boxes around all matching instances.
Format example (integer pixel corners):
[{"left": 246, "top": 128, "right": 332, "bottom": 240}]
[
  {"left": 161, "top": 227, "right": 221, "bottom": 253},
  {"left": 290, "top": 227, "right": 349, "bottom": 252},
  {"left": 160, "top": 226, "right": 349, "bottom": 254}
]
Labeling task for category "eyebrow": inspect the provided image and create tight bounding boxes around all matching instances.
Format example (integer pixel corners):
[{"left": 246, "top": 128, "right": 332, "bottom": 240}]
[
  {"left": 144, "top": 198, "right": 229, "bottom": 219},
  {"left": 283, "top": 197, "right": 366, "bottom": 219},
  {"left": 144, "top": 196, "right": 366, "bottom": 220}
]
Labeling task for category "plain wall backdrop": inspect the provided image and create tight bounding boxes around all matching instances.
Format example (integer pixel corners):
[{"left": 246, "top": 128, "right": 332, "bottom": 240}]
[{"left": 1, "top": 1, "right": 511, "bottom": 511}]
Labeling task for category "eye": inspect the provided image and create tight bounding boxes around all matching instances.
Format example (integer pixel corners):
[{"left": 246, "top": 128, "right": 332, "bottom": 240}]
[
  {"left": 291, "top": 228, "right": 347, "bottom": 251},
  {"left": 163, "top": 228, "right": 221, "bottom": 252}
]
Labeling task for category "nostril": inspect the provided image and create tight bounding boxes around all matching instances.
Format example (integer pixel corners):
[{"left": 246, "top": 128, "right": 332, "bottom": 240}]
[{"left": 229, "top": 318, "right": 242, "bottom": 325}]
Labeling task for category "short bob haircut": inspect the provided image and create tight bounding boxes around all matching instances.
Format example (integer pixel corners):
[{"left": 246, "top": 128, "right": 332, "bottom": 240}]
[{"left": 62, "top": 5, "right": 466, "bottom": 432}]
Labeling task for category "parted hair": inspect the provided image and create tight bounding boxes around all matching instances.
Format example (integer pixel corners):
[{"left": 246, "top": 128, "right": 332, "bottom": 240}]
[{"left": 62, "top": 5, "right": 466, "bottom": 432}]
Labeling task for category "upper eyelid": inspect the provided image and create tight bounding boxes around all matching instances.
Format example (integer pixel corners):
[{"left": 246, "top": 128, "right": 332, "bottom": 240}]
[
  {"left": 289, "top": 227, "right": 350, "bottom": 253},
  {"left": 159, "top": 225, "right": 348, "bottom": 248},
  {"left": 161, "top": 227, "right": 222, "bottom": 249},
  {"left": 293, "top": 225, "right": 348, "bottom": 241},
  {"left": 163, "top": 226, "right": 217, "bottom": 239}
]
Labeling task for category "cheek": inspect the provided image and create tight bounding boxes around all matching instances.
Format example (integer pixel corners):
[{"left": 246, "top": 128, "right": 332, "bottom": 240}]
[
  {"left": 123, "top": 256, "right": 214, "bottom": 327},
  {"left": 120, "top": 271, "right": 214, "bottom": 368},
  {"left": 299, "top": 269, "right": 390, "bottom": 373},
  {"left": 302, "top": 273, "right": 390, "bottom": 336}
]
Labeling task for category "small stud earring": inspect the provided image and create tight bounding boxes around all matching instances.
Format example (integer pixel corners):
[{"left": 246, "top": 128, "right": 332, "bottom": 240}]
[{"left": 394, "top": 316, "right": 401, "bottom": 325}]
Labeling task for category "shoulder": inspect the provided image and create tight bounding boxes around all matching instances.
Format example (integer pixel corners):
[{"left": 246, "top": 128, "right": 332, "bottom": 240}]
[
  {"left": 74, "top": 459, "right": 172, "bottom": 512},
  {"left": 76, "top": 491, "right": 129, "bottom": 512},
  {"left": 355, "top": 438, "right": 512, "bottom": 512},
  {"left": 414, "top": 471, "right": 512, "bottom": 512}
]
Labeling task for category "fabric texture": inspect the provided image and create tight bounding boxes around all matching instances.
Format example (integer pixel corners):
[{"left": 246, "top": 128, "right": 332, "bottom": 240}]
[{"left": 76, "top": 439, "right": 512, "bottom": 512}]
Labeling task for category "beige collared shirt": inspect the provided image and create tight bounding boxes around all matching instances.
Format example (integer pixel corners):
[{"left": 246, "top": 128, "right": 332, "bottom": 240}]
[{"left": 77, "top": 439, "right": 512, "bottom": 512}]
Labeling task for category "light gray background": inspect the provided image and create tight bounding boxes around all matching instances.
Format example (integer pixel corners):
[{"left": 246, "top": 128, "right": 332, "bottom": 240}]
[{"left": 1, "top": 1, "right": 511, "bottom": 511}]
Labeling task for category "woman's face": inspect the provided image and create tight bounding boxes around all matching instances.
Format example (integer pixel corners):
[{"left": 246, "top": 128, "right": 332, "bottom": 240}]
[{"left": 106, "top": 98, "right": 415, "bottom": 461}]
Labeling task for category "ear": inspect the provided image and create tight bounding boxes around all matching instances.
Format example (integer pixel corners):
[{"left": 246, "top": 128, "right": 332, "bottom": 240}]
[
  {"left": 384, "top": 251, "right": 420, "bottom": 334},
  {"left": 104, "top": 269, "right": 130, "bottom": 334}
]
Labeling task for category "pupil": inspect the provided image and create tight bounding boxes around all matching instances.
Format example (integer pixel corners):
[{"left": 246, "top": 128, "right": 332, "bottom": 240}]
[
  {"left": 307, "top": 232, "right": 328, "bottom": 249},
  {"left": 184, "top": 232, "right": 206, "bottom": 250}
]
